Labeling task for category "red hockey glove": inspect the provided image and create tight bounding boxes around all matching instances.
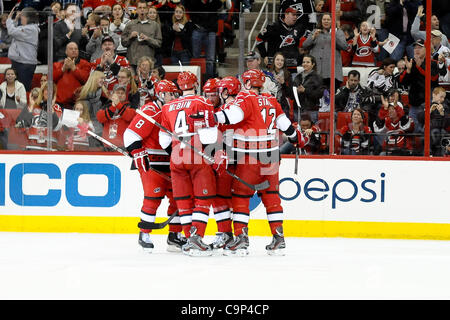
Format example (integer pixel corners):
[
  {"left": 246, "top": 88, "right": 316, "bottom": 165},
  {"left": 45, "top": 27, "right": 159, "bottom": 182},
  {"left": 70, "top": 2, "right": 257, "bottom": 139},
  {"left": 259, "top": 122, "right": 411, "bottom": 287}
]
[
  {"left": 212, "top": 149, "right": 228, "bottom": 176},
  {"left": 188, "top": 109, "right": 217, "bottom": 130},
  {"left": 131, "top": 147, "right": 150, "bottom": 172},
  {"left": 288, "top": 128, "right": 309, "bottom": 149},
  {"left": 77, "top": 123, "right": 89, "bottom": 139}
]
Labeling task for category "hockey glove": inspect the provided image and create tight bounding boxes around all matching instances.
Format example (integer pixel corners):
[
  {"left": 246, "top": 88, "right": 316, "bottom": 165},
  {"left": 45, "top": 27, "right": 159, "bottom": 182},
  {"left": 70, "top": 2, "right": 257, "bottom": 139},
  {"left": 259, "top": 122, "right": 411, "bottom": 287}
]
[
  {"left": 288, "top": 128, "right": 309, "bottom": 148},
  {"left": 77, "top": 123, "right": 89, "bottom": 139},
  {"left": 131, "top": 147, "right": 150, "bottom": 172},
  {"left": 188, "top": 109, "right": 217, "bottom": 130},
  {"left": 212, "top": 149, "right": 228, "bottom": 176}
]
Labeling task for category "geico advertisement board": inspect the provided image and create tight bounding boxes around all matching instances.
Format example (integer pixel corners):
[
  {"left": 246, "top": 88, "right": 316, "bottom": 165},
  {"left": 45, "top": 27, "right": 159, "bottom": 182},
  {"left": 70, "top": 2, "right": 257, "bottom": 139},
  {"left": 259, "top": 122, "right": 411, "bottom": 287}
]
[
  {"left": 0, "top": 154, "right": 449, "bottom": 224},
  {"left": 0, "top": 154, "right": 143, "bottom": 217}
]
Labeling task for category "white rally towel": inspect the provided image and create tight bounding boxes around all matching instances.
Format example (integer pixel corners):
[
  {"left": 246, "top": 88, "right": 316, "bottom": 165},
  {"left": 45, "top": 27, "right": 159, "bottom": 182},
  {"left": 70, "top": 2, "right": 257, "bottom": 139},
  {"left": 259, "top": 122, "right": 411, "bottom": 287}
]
[
  {"left": 383, "top": 33, "right": 400, "bottom": 54},
  {"left": 60, "top": 109, "right": 81, "bottom": 128}
]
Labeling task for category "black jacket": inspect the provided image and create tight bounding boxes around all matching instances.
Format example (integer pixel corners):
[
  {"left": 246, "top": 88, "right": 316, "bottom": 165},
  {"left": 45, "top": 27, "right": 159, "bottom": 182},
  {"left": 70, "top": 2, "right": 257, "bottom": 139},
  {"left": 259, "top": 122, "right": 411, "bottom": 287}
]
[
  {"left": 256, "top": 21, "right": 306, "bottom": 68},
  {"left": 399, "top": 59, "right": 447, "bottom": 107},
  {"left": 163, "top": 20, "right": 194, "bottom": 56},
  {"left": 384, "top": 0, "right": 420, "bottom": 38},
  {"left": 184, "top": 0, "right": 223, "bottom": 33},
  {"left": 289, "top": 71, "right": 324, "bottom": 111},
  {"left": 53, "top": 20, "right": 89, "bottom": 62}
]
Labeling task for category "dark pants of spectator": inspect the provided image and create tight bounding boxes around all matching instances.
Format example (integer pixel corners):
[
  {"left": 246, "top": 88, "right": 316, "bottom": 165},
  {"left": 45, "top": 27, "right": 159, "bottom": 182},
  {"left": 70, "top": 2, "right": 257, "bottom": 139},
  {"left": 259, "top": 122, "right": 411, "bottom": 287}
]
[
  {"left": 11, "top": 60, "right": 36, "bottom": 92},
  {"left": 171, "top": 50, "right": 191, "bottom": 66},
  {"left": 192, "top": 29, "right": 216, "bottom": 80},
  {"left": 408, "top": 105, "right": 423, "bottom": 133}
]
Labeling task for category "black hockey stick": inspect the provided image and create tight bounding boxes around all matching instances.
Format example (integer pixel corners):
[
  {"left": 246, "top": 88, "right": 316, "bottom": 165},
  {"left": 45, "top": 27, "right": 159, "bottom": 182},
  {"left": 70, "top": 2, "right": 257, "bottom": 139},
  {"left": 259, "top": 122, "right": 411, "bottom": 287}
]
[
  {"left": 79, "top": 125, "right": 172, "bottom": 182},
  {"left": 137, "top": 211, "right": 178, "bottom": 230},
  {"left": 135, "top": 109, "right": 270, "bottom": 191}
]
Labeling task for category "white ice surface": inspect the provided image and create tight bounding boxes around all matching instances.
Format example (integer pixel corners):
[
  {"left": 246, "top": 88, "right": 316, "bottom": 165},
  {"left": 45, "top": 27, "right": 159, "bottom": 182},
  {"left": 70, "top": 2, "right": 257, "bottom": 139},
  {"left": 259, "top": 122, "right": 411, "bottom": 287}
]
[{"left": 1, "top": 232, "right": 450, "bottom": 300}]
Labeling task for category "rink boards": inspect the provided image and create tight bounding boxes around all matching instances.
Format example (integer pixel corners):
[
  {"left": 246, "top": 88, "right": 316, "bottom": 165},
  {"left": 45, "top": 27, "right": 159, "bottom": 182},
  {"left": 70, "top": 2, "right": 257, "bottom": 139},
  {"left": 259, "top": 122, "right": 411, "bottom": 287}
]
[{"left": 0, "top": 153, "right": 449, "bottom": 240}]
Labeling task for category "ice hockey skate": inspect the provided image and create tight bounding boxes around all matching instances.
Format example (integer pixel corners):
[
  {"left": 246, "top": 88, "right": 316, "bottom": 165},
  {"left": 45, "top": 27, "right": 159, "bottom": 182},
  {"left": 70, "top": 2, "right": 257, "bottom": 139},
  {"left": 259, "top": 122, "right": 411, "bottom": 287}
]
[
  {"left": 223, "top": 227, "right": 249, "bottom": 256},
  {"left": 138, "top": 231, "right": 154, "bottom": 253},
  {"left": 266, "top": 226, "right": 286, "bottom": 256},
  {"left": 210, "top": 232, "right": 234, "bottom": 255},
  {"left": 182, "top": 226, "right": 213, "bottom": 257},
  {"left": 166, "top": 231, "right": 187, "bottom": 252}
]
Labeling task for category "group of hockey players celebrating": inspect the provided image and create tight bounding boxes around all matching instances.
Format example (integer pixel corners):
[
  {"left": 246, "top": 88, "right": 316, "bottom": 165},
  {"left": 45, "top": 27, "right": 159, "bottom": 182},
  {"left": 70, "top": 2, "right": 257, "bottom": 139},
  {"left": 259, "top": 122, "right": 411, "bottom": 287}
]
[{"left": 123, "top": 69, "right": 310, "bottom": 257}]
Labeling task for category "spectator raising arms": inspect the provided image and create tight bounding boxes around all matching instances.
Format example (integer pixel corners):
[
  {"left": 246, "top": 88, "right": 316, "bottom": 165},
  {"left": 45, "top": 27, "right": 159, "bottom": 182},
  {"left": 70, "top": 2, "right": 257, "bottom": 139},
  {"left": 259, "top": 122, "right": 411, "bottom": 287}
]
[
  {"left": 373, "top": 99, "right": 415, "bottom": 156},
  {"left": 121, "top": 0, "right": 162, "bottom": 70},
  {"left": 411, "top": 5, "right": 450, "bottom": 49},
  {"left": 302, "top": 13, "right": 349, "bottom": 91},
  {"left": 351, "top": 21, "right": 386, "bottom": 67},
  {"left": 96, "top": 85, "right": 136, "bottom": 149},
  {"left": 398, "top": 39, "right": 448, "bottom": 132},
  {"left": 0, "top": 68, "right": 27, "bottom": 110},
  {"left": 6, "top": 7, "right": 40, "bottom": 92},
  {"left": 53, "top": 42, "right": 92, "bottom": 109}
]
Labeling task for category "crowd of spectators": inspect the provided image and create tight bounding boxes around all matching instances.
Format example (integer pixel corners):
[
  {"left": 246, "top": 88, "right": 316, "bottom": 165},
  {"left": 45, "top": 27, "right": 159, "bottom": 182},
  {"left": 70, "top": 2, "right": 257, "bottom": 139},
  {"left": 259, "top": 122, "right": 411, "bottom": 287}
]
[
  {"left": 256, "top": 0, "right": 450, "bottom": 157},
  {"left": 0, "top": 0, "right": 448, "bottom": 157}
]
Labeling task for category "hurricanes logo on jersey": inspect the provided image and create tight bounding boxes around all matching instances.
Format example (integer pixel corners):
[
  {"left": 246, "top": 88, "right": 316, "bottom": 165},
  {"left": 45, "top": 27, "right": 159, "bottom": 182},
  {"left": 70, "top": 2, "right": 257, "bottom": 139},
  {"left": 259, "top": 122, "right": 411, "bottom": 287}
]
[{"left": 280, "top": 34, "right": 296, "bottom": 48}]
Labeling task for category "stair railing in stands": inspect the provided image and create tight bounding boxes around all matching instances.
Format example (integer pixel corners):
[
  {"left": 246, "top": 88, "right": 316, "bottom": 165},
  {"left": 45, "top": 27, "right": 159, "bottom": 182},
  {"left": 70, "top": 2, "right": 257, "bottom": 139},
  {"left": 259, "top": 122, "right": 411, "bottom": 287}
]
[{"left": 247, "top": 0, "right": 277, "bottom": 53}]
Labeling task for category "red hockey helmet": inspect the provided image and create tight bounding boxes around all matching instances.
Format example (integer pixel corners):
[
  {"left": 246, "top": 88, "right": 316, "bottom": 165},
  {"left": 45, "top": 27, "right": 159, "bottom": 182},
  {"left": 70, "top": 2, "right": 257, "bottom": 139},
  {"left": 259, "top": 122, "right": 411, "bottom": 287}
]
[
  {"left": 202, "top": 78, "right": 220, "bottom": 93},
  {"left": 241, "top": 69, "right": 265, "bottom": 88},
  {"left": 177, "top": 71, "right": 198, "bottom": 90},
  {"left": 155, "top": 80, "right": 178, "bottom": 95},
  {"left": 217, "top": 76, "right": 241, "bottom": 95}
]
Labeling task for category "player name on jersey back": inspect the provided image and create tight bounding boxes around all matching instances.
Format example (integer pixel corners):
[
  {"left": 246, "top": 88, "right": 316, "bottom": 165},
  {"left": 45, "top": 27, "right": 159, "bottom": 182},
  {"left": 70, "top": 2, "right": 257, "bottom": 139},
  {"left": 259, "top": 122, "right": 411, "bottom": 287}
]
[{"left": 168, "top": 100, "right": 192, "bottom": 112}]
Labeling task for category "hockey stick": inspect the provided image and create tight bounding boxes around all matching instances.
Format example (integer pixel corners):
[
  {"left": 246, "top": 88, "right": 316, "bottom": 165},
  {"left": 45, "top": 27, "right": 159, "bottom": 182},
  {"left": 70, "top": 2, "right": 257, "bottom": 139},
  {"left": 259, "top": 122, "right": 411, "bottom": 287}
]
[
  {"left": 292, "top": 86, "right": 302, "bottom": 176},
  {"left": 135, "top": 109, "right": 270, "bottom": 191},
  {"left": 137, "top": 210, "right": 178, "bottom": 230},
  {"left": 78, "top": 125, "right": 172, "bottom": 182}
]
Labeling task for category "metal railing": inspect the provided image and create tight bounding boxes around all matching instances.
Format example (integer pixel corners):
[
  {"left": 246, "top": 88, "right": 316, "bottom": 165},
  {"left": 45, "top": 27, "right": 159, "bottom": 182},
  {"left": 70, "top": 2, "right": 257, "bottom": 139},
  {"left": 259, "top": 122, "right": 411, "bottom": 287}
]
[{"left": 246, "top": 0, "right": 277, "bottom": 52}]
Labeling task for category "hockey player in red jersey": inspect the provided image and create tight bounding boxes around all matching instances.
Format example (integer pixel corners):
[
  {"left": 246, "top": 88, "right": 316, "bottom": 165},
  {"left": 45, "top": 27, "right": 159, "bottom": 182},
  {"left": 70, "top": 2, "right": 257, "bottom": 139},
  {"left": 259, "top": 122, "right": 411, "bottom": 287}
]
[
  {"left": 209, "top": 76, "right": 242, "bottom": 252},
  {"left": 210, "top": 69, "right": 309, "bottom": 255},
  {"left": 159, "top": 71, "right": 219, "bottom": 257},
  {"left": 202, "top": 77, "right": 221, "bottom": 109},
  {"left": 258, "top": 91, "right": 310, "bottom": 254},
  {"left": 123, "top": 79, "right": 186, "bottom": 253}
]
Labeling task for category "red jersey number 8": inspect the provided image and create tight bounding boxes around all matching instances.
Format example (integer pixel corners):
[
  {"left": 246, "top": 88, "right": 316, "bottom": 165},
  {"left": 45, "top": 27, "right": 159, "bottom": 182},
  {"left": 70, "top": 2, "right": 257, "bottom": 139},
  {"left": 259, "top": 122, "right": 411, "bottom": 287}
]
[{"left": 135, "top": 119, "right": 145, "bottom": 129}]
